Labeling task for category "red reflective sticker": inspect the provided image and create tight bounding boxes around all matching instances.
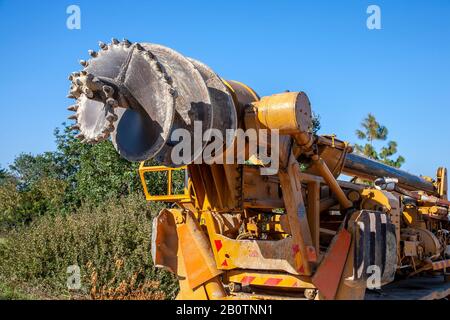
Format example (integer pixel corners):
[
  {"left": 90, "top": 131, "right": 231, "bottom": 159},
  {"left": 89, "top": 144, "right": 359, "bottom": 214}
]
[
  {"left": 264, "top": 278, "right": 282, "bottom": 286},
  {"left": 241, "top": 276, "right": 255, "bottom": 285},
  {"left": 214, "top": 239, "right": 223, "bottom": 252}
]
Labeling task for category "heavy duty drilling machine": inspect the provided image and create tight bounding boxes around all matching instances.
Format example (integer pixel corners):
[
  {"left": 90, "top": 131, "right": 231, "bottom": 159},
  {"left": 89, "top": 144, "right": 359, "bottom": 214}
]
[{"left": 66, "top": 39, "right": 450, "bottom": 300}]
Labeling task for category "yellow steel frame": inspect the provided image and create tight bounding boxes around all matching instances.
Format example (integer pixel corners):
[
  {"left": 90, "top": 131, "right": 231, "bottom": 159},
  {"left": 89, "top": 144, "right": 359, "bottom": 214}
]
[{"left": 138, "top": 162, "right": 190, "bottom": 201}]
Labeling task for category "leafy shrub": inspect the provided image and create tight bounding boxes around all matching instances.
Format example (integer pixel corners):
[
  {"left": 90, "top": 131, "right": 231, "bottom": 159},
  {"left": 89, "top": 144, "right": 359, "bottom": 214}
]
[
  {"left": 0, "top": 177, "right": 67, "bottom": 229},
  {"left": 0, "top": 124, "right": 182, "bottom": 299},
  {"left": 0, "top": 194, "right": 178, "bottom": 299}
]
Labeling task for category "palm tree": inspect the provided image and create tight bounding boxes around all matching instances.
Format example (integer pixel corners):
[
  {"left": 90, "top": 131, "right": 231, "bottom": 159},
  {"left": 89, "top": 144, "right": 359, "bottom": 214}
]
[
  {"left": 355, "top": 113, "right": 388, "bottom": 147},
  {"left": 355, "top": 114, "right": 405, "bottom": 168}
]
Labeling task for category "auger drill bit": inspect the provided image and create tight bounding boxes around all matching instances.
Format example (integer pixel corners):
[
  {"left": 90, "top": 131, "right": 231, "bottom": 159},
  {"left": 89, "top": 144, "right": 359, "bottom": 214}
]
[{"left": 67, "top": 39, "right": 237, "bottom": 165}]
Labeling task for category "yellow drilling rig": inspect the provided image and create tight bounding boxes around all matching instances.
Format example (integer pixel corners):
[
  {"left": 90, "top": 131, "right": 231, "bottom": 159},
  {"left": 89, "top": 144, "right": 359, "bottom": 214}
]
[{"left": 66, "top": 39, "right": 450, "bottom": 300}]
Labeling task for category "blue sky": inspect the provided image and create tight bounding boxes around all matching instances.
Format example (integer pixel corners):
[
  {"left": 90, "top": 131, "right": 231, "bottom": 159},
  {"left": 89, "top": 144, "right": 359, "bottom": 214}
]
[{"left": 0, "top": 0, "right": 449, "bottom": 178}]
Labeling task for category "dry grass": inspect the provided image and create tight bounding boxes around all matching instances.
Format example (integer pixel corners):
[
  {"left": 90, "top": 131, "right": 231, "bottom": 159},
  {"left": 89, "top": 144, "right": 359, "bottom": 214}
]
[{"left": 87, "top": 260, "right": 166, "bottom": 300}]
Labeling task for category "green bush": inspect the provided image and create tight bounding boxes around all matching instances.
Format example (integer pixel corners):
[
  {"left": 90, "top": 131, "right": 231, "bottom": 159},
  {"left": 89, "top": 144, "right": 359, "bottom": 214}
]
[
  {"left": 0, "top": 194, "right": 178, "bottom": 300},
  {"left": 0, "top": 177, "right": 67, "bottom": 229},
  {"left": 0, "top": 125, "right": 168, "bottom": 230},
  {"left": 0, "top": 124, "right": 182, "bottom": 299}
]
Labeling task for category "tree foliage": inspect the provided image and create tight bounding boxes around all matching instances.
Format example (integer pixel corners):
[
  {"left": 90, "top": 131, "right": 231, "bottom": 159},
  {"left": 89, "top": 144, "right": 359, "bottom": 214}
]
[
  {"left": 0, "top": 124, "right": 166, "bottom": 229},
  {"left": 311, "top": 112, "right": 321, "bottom": 134},
  {"left": 0, "top": 167, "right": 9, "bottom": 184},
  {"left": 53, "top": 125, "right": 143, "bottom": 207},
  {"left": 354, "top": 113, "right": 405, "bottom": 168}
]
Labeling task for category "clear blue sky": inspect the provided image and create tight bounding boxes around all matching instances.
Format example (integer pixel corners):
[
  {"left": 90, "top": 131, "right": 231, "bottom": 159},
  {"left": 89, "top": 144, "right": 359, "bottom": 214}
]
[{"left": 0, "top": 0, "right": 449, "bottom": 178}]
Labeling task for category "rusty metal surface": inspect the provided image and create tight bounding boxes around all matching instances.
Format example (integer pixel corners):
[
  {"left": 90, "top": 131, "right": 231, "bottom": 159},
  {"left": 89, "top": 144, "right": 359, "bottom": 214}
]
[
  {"left": 67, "top": 40, "right": 250, "bottom": 166},
  {"left": 67, "top": 40, "right": 214, "bottom": 164},
  {"left": 188, "top": 58, "right": 238, "bottom": 162},
  {"left": 110, "top": 44, "right": 176, "bottom": 162},
  {"left": 142, "top": 44, "right": 212, "bottom": 166},
  {"left": 212, "top": 234, "right": 300, "bottom": 275},
  {"left": 312, "top": 228, "right": 351, "bottom": 300}
]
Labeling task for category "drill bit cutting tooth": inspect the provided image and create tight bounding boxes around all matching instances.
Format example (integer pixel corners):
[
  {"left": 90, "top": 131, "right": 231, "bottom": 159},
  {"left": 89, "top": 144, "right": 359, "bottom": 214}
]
[
  {"left": 88, "top": 50, "right": 98, "bottom": 58},
  {"left": 67, "top": 105, "right": 78, "bottom": 112},
  {"left": 98, "top": 41, "right": 107, "bottom": 50},
  {"left": 122, "top": 39, "right": 131, "bottom": 47}
]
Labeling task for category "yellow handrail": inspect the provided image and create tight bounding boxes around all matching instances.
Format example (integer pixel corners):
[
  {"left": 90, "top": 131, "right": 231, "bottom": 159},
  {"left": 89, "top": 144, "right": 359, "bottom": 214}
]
[{"left": 138, "top": 162, "right": 190, "bottom": 202}]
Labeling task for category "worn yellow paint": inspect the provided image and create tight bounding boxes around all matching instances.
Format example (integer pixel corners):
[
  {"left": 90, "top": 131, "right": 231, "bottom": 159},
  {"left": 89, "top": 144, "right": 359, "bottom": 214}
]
[
  {"left": 403, "top": 211, "right": 412, "bottom": 225},
  {"left": 253, "top": 91, "right": 302, "bottom": 133},
  {"left": 360, "top": 188, "right": 392, "bottom": 211}
]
